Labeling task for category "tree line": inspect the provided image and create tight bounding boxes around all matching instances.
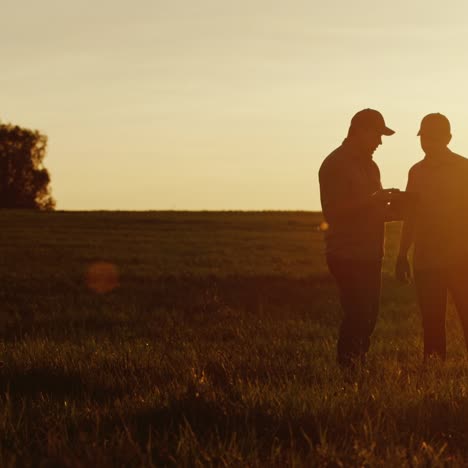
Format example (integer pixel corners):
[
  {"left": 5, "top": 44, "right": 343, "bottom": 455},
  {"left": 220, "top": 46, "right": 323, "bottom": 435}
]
[{"left": 0, "top": 122, "right": 55, "bottom": 210}]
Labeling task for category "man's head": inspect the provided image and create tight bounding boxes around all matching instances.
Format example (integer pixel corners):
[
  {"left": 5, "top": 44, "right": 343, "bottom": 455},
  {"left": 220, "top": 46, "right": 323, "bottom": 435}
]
[
  {"left": 347, "top": 109, "right": 395, "bottom": 157},
  {"left": 418, "top": 113, "right": 452, "bottom": 155}
]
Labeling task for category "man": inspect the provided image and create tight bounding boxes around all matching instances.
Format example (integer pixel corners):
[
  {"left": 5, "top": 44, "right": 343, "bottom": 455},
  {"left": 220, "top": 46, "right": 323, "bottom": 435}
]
[
  {"left": 319, "top": 109, "right": 396, "bottom": 368},
  {"left": 396, "top": 113, "right": 468, "bottom": 361}
]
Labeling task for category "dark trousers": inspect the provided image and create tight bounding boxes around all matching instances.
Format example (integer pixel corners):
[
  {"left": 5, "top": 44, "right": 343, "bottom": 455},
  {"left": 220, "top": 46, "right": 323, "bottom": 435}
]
[
  {"left": 414, "top": 263, "right": 468, "bottom": 361},
  {"left": 327, "top": 255, "right": 382, "bottom": 367}
]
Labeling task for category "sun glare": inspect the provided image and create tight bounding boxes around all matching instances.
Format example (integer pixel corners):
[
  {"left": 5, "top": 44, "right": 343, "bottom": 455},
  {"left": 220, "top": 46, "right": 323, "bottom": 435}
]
[
  {"left": 86, "top": 261, "right": 120, "bottom": 294},
  {"left": 320, "top": 221, "right": 329, "bottom": 232}
]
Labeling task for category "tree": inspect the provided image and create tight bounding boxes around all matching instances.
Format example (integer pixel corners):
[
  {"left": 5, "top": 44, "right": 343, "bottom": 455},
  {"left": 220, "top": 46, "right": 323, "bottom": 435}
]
[{"left": 0, "top": 123, "right": 55, "bottom": 210}]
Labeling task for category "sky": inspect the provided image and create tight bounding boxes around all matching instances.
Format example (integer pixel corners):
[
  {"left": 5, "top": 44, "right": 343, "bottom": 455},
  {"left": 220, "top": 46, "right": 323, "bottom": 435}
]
[{"left": 2, "top": 1, "right": 468, "bottom": 210}]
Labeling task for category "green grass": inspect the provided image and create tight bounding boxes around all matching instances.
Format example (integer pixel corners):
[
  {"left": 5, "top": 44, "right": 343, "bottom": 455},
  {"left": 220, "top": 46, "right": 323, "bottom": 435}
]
[{"left": 0, "top": 210, "right": 467, "bottom": 466}]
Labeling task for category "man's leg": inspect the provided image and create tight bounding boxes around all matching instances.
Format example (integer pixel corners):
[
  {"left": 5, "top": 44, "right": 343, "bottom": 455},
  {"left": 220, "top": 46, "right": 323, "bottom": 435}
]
[
  {"left": 360, "top": 260, "right": 382, "bottom": 357},
  {"left": 447, "top": 262, "right": 468, "bottom": 353},
  {"left": 413, "top": 268, "right": 447, "bottom": 361},
  {"left": 327, "top": 256, "right": 381, "bottom": 368}
]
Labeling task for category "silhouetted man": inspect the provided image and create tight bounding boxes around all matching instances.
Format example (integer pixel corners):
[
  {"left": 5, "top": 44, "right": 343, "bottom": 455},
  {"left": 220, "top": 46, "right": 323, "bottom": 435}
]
[
  {"left": 396, "top": 113, "right": 468, "bottom": 361},
  {"left": 319, "top": 109, "right": 395, "bottom": 368}
]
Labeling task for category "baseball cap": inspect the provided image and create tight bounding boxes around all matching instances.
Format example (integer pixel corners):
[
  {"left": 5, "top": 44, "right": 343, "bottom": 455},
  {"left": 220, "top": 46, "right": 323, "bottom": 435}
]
[
  {"left": 350, "top": 109, "right": 395, "bottom": 136},
  {"left": 417, "top": 113, "right": 451, "bottom": 137}
]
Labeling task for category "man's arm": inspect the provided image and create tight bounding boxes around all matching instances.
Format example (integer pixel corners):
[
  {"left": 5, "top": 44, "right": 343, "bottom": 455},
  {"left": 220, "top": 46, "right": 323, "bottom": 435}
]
[
  {"left": 396, "top": 171, "right": 416, "bottom": 283},
  {"left": 319, "top": 165, "right": 391, "bottom": 224}
]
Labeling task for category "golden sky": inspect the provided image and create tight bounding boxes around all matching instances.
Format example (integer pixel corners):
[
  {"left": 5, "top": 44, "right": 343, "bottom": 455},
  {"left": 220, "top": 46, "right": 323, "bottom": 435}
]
[{"left": 3, "top": 1, "right": 468, "bottom": 210}]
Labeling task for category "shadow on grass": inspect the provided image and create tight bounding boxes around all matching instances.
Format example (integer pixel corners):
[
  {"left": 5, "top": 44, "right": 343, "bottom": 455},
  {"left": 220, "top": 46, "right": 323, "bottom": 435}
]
[
  {"left": 126, "top": 390, "right": 468, "bottom": 463},
  {"left": 130, "top": 392, "right": 322, "bottom": 463},
  {"left": 0, "top": 367, "right": 123, "bottom": 402}
]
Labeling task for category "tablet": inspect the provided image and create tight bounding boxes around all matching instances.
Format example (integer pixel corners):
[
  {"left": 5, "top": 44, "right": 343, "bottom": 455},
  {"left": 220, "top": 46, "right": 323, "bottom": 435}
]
[{"left": 385, "top": 191, "right": 419, "bottom": 221}]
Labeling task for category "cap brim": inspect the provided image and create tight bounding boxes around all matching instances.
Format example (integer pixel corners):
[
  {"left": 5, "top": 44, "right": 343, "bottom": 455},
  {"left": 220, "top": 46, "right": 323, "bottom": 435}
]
[{"left": 382, "top": 127, "right": 395, "bottom": 136}]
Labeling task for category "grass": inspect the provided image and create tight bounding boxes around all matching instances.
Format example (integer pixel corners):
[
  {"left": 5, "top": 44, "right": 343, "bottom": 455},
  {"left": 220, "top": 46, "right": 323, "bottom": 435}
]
[{"left": 0, "top": 210, "right": 467, "bottom": 466}]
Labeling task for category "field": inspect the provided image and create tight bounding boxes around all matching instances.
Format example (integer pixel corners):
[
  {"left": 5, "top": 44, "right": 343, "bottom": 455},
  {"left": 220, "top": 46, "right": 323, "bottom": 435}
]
[{"left": 0, "top": 210, "right": 467, "bottom": 466}]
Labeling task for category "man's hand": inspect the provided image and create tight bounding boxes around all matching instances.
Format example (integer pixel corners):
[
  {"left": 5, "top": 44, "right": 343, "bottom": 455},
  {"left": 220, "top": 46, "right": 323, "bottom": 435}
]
[{"left": 395, "top": 255, "right": 411, "bottom": 283}]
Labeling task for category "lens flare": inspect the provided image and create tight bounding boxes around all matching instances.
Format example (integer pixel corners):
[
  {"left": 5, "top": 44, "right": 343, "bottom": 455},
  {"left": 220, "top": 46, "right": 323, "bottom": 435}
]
[
  {"left": 86, "top": 261, "right": 120, "bottom": 294},
  {"left": 320, "top": 221, "right": 329, "bottom": 232}
]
